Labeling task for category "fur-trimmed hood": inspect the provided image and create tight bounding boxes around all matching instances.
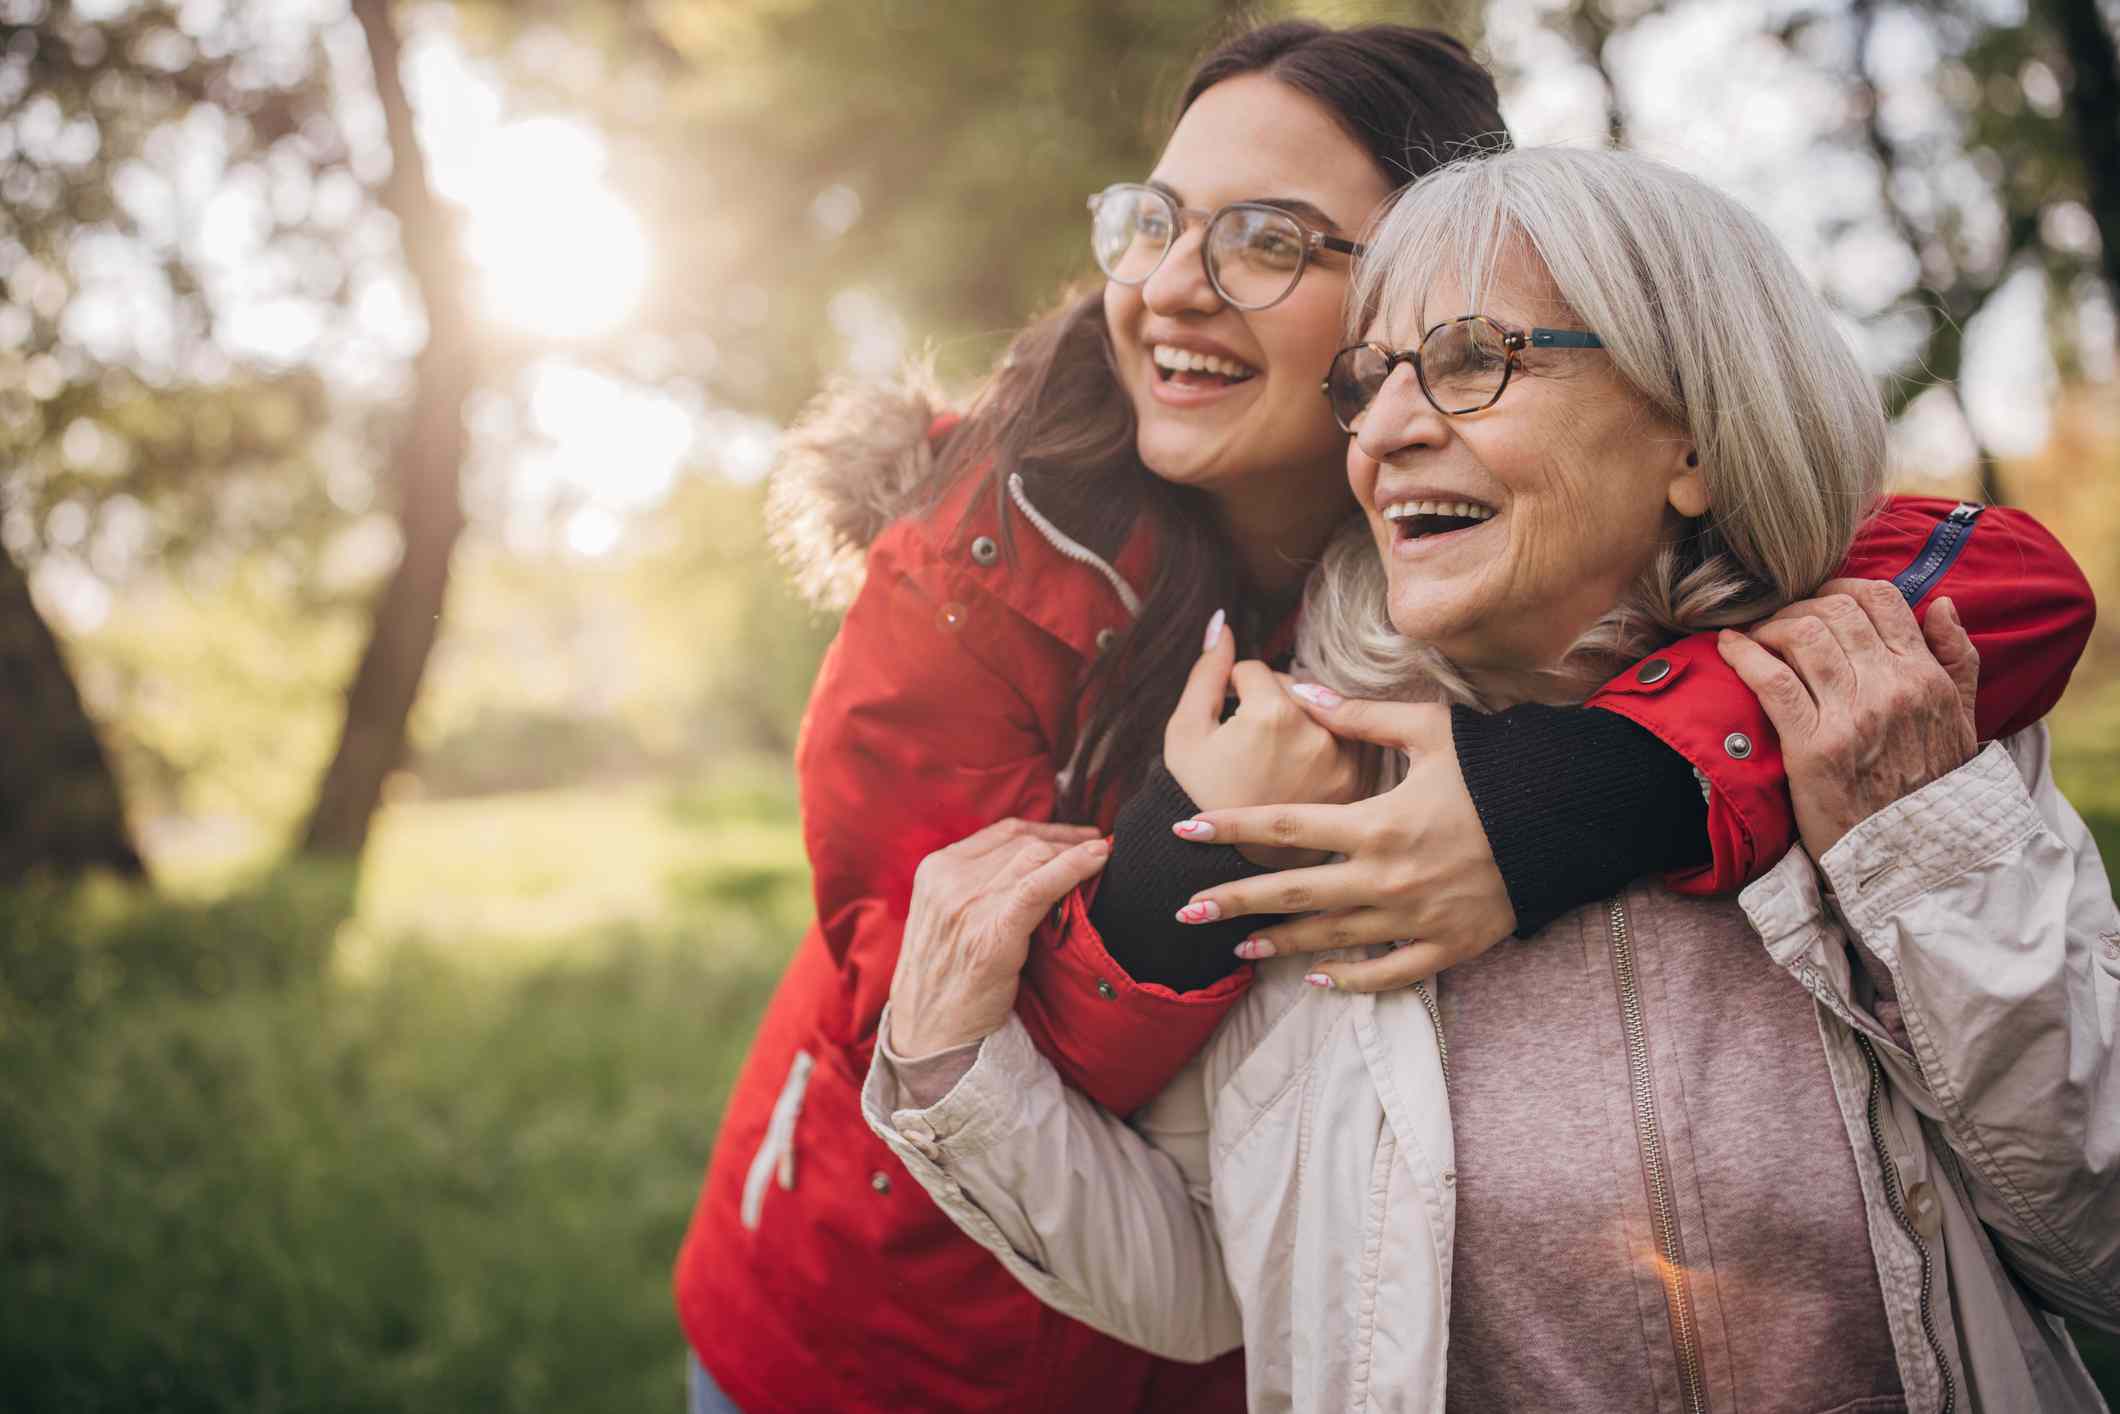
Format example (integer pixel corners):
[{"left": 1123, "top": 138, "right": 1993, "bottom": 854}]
[{"left": 766, "top": 364, "right": 956, "bottom": 612}]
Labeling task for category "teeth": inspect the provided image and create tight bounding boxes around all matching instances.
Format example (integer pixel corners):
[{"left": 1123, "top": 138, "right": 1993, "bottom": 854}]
[
  {"left": 1151, "top": 344, "right": 1257, "bottom": 379},
  {"left": 1382, "top": 499, "right": 1497, "bottom": 522}
]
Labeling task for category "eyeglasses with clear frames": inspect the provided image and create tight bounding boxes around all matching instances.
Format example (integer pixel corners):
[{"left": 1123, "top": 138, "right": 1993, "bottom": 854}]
[{"left": 1087, "top": 182, "right": 1366, "bottom": 312}]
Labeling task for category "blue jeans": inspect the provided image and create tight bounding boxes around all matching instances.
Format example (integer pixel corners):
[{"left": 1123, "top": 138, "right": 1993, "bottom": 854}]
[{"left": 687, "top": 1353, "right": 745, "bottom": 1414}]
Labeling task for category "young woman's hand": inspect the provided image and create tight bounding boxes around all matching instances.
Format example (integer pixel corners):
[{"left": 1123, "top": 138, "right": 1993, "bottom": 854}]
[
  {"left": 1718, "top": 580, "right": 1979, "bottom": 863},
  {"left": 1167, "top": 692, "right": 1518, "bottom": 992},
  {"left": 1163, "top": 611, "right": 1366, "bottom": 868},
  {"left": 886, "top": 819, "right": 1111, "bottom": 1057}
]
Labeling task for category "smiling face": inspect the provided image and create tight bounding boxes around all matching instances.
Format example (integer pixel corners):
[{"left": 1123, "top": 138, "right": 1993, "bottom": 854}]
[
  {"left": 1347, "top": 239, "right": 1707, "bottom": 670},
  {"left": 1104, "top": 74, "right": 1391, "bottom": 531}
]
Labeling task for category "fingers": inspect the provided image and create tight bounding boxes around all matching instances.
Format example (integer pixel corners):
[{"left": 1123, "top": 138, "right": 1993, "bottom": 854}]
[
  {"left": 1922, "top": 596, "right": 1980, "bottom": 734},
  {"left": 1228, "top": 659, "right": 1289, "bottom": 714},
  {"left": 1231, "top": 907, "right": 1402, "bottom": 958},
  {"left": 1169, "top": 607, "right": 1237, "bottom": 740},
  {"left": 1750, "top": 614, "right": 1855, "bottom": 711},
  {"left": 1171, "top": 802, "right": 1364, "bottom": 860},
  {"left": 998, "top": 837, "right": 1112, "bottom": 937},
  {"left": 951, "top": 817, "right": 1103, "bottom": 863},
  {"left": 1716, "top": 630, "right": 1820, "bottom": 741},
  {"left": 1285, "top": 689, "right": 1450, "bottom": 754},
  {"left": 1303, "top": 940, "right": 1460, "bottom": 993},
  {"left": 1769, "top": 590, "right": 1884, "bottom": 675},
  {"left": 1817, "top": 578, "right": 1926, "bottom": 657},
  {"left": 1174, "top": 859, "right": 1363, "bottom": 925}
]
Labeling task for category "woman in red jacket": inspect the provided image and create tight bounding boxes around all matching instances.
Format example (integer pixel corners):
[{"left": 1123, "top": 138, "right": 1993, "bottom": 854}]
[{"left": 674, "top": 20, "right": 2093, "bottom": 1414}]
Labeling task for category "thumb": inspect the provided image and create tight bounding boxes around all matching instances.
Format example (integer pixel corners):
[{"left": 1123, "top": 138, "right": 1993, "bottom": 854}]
[
  {"left": 1923, "top": 597, "right": 1980, "bottom": 735},
  {"left": 999, "top": 837, "right": 1111, "bottom": 939},
  {"left": 1287, "top": 684, "right": 1429, "bottom": 751},
  {"left": 1170, "top": 608, "right": 1237, "bottom": 741}
]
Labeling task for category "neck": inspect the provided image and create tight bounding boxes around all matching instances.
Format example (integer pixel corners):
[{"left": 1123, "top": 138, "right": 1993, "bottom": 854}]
[{"left": 1214, "top": 472, "right": 1353, "bottom": 595}]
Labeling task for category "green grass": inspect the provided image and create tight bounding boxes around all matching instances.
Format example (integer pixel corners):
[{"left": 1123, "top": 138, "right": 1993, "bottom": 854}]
[
  {"left": 0, "top": 770, "right": 802, "bottom": 1414},
  {"left": 3, "top": 708, "right": 2116, "bottom": 1411}
]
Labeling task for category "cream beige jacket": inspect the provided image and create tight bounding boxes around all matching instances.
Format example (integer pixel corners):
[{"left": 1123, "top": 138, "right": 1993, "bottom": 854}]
[{"left": 864, "top": 729, "right": 2120, "bottom": 1412}]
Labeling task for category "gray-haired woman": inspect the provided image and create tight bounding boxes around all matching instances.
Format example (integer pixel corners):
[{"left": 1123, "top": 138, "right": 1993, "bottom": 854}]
[{"left": 865, "top": 146, "right": 2119, "bottom": 1412}]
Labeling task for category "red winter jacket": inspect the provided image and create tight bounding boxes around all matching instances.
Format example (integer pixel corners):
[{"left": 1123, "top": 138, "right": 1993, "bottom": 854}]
[{"left": 674, "top": 400, "right": 2093, "bottom": 1412}]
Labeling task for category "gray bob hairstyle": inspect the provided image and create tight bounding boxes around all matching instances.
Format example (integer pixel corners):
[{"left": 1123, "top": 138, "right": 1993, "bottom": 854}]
[{"left": 1297, "top": 145, "right": 1888, "bottom": 711}]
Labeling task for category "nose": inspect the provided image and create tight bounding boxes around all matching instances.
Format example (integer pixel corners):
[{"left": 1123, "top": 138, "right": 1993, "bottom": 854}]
[
  {"left": 1140, "top": 220, "right": 1223, "bottom": 317},
  {"left": 1354, "top": 363, "right": 1449, "bottom": 463}
]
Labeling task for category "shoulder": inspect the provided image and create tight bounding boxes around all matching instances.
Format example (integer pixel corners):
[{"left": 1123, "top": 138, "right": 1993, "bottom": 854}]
[{"left": 767, "top": 363, "right": 963, "bottom": 610}]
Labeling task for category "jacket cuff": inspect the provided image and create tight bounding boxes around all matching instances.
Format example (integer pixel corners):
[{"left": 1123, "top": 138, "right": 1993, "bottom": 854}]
[
  {"left": 1816, "top": 742, "right": 2043, "bottom": 944},
  {"left": 872, "top": 1008, "right": 1039, "bottom": 1163},
  {"left": 1018, "top": 882, "right": 1251, "bottom": 1116},
  {"left": 1452, "top": 702, "right": 1710, "bottom": 937},
  {"left": 1088, "top": 762, "right": 1282, "bottom": 991}
]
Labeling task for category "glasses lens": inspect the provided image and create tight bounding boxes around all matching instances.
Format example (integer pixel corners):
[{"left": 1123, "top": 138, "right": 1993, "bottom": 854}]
[
  {"left": 1326, "top": 345, "right": 1390, "bottom": 431},
  {"left": 1206, "top": 206, "right": 1308, "bottom": 308},
  {"left": 1417, "top": 318, "right": 1511, "bottom": 413},
  {"left": 1091, "top": 186, "right": 1175, "bottom": 284}
]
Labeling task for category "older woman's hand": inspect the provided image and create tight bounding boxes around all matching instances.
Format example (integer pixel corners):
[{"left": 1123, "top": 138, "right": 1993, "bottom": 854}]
[
  {"left": 885, "top": 819, "right": 1111, "bottom": 1058},
  {"left": 1166, "top": 696, "right": 1517, "bottom": 992},
  {"left": 1717, "top": 579, "right": 1979, "bottom": 863}
]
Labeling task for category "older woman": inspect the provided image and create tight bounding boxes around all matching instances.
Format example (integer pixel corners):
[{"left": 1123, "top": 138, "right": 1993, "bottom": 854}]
[{"left": 863, "top": 147, "right": 2119, "bottom": 1412}]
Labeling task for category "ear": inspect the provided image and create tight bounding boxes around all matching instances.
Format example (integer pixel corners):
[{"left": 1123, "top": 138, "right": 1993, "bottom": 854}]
[{"left": 1666, "top": 445, "right": 1710, "bottom": 519}]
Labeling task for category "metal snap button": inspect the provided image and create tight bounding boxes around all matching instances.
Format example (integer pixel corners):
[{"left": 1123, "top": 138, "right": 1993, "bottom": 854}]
[
  {"left": 1723, "top": 732, "right": 1753, "bottom": 760},
  {"left": 870, "top": 1171, "right": 893, "bottom": 1194},
  {"left": 1094, "top": 627, "right": 1118, "bottom": 654},
  {"left": 1636, "top": 658, "right": 1671, "bottom": 685},
  {"left": 1095, "top": 978, "right": 1117, "bottom": 1000},
  {"left": 969, "top": 535, "right": 999, "bottom": 566}
]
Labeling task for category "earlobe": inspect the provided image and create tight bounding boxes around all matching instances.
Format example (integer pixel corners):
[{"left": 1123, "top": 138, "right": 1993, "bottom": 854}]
[{"left": 1667, "top": 449, "right": 1710, "bottom": 519}]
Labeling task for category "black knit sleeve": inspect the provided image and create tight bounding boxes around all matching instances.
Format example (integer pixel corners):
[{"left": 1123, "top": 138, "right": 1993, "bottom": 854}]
[
  {"left": 1451, "top": 702, "right": 1712, "bottom": 938},
  {"left": 1087, "top": 762, "right": 1291, "bottom": 993}
]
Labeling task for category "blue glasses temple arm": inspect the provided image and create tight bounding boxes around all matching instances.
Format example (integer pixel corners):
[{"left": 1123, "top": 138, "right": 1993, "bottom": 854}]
[{"left": 1528, "top": 329, "right": 1604, "bottom": 348}]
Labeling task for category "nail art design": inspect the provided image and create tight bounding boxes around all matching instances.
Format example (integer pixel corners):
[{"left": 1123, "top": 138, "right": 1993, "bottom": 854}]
[
  {"left": 1172, "top": 819, "right": 1215, "bottom": 841},
  {"left": 1203, "top": 608, "right": 1226, "bottom": 652},
  {"left": 1175, "top": 899, "right": 1222, "bottom": 925},
  {"left": 1304, "top": 972, "right": 1334, "bottom": 989},
  {"left": 1288, "top": 682, "right": 1342, "bottom": 710},
  {"left": 1234, "top": 938, "right": 1275, "bottom": 960}
]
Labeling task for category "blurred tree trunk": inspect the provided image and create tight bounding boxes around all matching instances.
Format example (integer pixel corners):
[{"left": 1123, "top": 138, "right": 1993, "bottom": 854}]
[
  {"left": 2039, "top": 0, "right": 2120, "bottom": 315},
  {"left": 301, "top": 0, "right": 476, "bottom": 859},
  {"left": 0, "top": 548, "right": 143, "bottom": 881}
]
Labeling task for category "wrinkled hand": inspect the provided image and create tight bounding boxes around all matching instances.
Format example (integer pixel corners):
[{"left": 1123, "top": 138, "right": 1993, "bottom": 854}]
[
  {"left": 1168, "top": 693, "right": 1517, "bottom": 992},
  {"left": 886, "top": 820, "right": 1111, "bottom": 1057},
  {"left": 1164, "top": 611, "right": 1366, "bottom": 869},
  {"left": 1717, "top": 579, "right": 1979, "bottom": 862}
]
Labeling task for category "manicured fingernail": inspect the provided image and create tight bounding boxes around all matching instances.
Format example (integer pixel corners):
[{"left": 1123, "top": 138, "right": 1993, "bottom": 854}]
[
  {"left": 1288, "top": 682, "right": 1341, "bottom": 709},
  {"left": 1176, "top": 899, "right": 1222, "bottom": 924},
  {"left": 1304, "top": 972, "right": 1335, "bottom": 989},
  {"left": 1235, "top": 937, "right": 1276, "bottom": 960},
  {"left": 1203, "top": 608, "right": 1226, "bottom": 652},
  {"left": 1172, "top": 819, "right": 1215, "bottom": 841}
]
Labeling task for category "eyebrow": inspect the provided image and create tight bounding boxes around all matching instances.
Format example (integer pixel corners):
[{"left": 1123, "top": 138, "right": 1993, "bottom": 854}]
[{"left": 1147, "top": 180, "right": 1344, "bottom": 234}]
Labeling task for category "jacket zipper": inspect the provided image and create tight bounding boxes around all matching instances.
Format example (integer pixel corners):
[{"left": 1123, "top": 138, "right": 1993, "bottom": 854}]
[
  {"left": 739, "top": 1049, "right": 815, "bottom": 1230},
  {"left": 1007, "top": 473, "right": 1143, "bottom": 616},
  {"left": 1608, "top": 898, "right": 1709, "bottom": 1414},
  {"left": 1412, "top": 979, "right": 1448, "bottom": 1085},
  {"left": 1852, "top": 1031, "right": 1957, "bottom": 1413}
]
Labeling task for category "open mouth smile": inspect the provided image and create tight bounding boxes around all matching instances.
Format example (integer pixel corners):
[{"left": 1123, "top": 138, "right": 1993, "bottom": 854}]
[
  {"left": 1382, "top": 497, "right": 1498, "bottom": 543},
  {"left": 1152, "top": 343, "right": 1259, "bottom": 389}
]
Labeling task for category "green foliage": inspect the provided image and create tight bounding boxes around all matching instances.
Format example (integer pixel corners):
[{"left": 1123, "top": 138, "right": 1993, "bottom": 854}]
[{"left": 0, "top": 770, "right": 798, "bottom": 1414}]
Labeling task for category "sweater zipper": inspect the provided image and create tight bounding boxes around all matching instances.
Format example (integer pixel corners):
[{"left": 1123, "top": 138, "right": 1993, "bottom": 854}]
[
  {"left": 1852, "top": 1031, "right": 1956, "bottom": 1413},
  {"left": 1608, "top": 897, "right": 1709, "bottom": 1414}
]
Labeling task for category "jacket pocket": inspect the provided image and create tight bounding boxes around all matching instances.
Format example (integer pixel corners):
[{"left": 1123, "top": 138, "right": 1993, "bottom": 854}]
[{"left": 739, "top": 1048, "right": 815, "bottom": 1230}]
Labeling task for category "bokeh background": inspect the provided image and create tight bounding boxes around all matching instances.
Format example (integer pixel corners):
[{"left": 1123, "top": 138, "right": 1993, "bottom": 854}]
[{"left": 1, "top": 0, "right": 2114, "bottom": 1408}]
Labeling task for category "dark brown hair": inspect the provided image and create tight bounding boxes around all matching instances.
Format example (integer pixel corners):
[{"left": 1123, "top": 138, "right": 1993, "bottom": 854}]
[{"left": 941, "top": 21, "right": 1509, "bottom": 822}]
